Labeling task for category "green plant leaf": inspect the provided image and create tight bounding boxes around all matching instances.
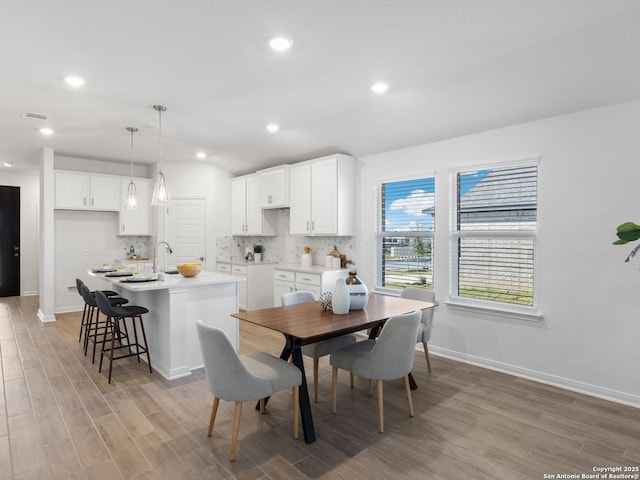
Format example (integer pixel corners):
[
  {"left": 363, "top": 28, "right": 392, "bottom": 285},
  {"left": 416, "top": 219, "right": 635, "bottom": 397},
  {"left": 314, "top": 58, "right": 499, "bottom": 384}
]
[{"left": 615, "top": 222, "right": 640, "bottom": 243}]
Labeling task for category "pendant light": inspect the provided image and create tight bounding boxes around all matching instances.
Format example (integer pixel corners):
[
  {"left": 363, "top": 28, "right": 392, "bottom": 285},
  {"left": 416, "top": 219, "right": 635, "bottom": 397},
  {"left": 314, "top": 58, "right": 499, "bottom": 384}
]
[
  {"left": 151, "top": 104, "right": 170, "bottom": 205},
  {"left": 125, "top": 127, "right": 138, "bottom": 209}
]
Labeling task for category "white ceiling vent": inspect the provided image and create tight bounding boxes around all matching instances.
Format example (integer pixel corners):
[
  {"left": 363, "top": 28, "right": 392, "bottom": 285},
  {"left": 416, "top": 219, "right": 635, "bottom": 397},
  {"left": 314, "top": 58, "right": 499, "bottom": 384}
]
[{"left": 22, "top": 111, "right": 48, "bottom": 121}]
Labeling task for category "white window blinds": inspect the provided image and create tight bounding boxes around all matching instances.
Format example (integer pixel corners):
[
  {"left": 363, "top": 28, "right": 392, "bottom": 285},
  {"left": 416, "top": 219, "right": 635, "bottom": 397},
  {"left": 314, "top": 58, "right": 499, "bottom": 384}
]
[
  {"left": 453, "top": 163, "right": 538, "bottom": 306},
  {"left": 378, "top": 176, "right": 435, "bottom": 290}
]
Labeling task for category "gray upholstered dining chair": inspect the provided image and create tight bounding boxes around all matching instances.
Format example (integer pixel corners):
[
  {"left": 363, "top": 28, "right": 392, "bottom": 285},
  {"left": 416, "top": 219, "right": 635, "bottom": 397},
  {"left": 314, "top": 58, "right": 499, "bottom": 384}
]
[
  {"left": 400, "top": 287, "right": 436, "bottom": 372},
  {"left": 195, "top": 320, "right": 302, "bottom": 461},
  {"left": 330, "top": 310, "right": 421, "bottom": 433},
  {"left": 281, "top": 290, "right": 357, "bottom": 403}
]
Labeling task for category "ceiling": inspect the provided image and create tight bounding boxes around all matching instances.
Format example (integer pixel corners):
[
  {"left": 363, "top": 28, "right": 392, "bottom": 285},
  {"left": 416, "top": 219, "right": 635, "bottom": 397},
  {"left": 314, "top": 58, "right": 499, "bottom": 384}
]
[{"left": 2, "top": 1, "right": 640, "bottom": 176}]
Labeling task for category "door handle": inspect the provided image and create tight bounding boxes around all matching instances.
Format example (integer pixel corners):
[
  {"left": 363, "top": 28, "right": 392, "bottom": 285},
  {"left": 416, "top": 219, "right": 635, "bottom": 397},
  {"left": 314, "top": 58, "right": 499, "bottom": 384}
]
[{"left": 198, "top": 256, "right": 205, "bottom": 261}]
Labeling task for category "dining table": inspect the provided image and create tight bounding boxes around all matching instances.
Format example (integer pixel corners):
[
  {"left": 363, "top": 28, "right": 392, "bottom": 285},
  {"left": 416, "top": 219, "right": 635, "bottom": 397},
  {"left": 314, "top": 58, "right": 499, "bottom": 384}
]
[{"left": 231, "top": 292, "right": 435, "bottom": 444}]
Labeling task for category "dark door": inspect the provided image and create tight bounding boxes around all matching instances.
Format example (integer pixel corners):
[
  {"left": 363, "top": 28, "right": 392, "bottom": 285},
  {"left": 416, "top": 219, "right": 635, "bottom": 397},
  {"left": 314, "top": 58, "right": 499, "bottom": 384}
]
[{"left": 0, "top": 186, "right": 20, "bottom": 297}]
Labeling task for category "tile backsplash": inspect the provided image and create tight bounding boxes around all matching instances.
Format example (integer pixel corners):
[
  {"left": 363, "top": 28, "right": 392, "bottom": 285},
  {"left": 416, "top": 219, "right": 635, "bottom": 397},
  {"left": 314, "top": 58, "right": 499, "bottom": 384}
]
[
  {"left": 116, "top": 237, "right": 152, "bottom": 260},
  {"left": 216, "top": 209, "right": 356, "bottom": 266}
]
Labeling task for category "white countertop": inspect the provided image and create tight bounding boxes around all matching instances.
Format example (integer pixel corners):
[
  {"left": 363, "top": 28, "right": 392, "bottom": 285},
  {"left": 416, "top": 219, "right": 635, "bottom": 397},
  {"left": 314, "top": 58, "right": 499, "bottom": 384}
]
[
  {"left": 217, "top": 260, "right": 278, "bottom": 266},
  {"left": 92, "top": 270, "right": 243, "bottom": 292},
  {"left": 274, "top": 262, "right": 348, "bottom": 274}
]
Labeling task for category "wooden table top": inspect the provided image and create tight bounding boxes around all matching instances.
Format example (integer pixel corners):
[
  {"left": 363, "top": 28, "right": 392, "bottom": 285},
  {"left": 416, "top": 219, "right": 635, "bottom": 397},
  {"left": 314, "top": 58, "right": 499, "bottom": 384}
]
[{"left": 232, "top": 293, "right": 434, "bottom": 345}]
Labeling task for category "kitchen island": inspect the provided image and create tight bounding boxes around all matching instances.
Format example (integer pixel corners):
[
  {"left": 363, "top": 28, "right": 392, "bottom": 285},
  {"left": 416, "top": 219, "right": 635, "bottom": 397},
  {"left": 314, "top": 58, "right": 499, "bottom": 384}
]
[{"left": 92, "top": 271, "right": 243, "bottom": 380}]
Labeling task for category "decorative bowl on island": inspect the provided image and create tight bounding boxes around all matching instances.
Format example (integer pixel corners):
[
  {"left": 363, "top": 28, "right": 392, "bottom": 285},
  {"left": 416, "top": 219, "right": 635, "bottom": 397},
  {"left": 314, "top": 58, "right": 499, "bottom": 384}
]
[{"left": 177, "top": 263, "right": 202, "bottom": 277}]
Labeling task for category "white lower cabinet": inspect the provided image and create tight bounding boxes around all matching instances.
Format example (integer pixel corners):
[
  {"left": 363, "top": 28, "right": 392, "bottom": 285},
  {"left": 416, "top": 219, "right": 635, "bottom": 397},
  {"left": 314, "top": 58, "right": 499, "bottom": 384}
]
[
  {"left": 273, "top": 270, "right": 296, "bottom": 306},
  {"left": 217, "top": 262, "right": 274, "bottom": 311},
  {"left": 273, "top": 266, "right": 348, "bottom": 306}
]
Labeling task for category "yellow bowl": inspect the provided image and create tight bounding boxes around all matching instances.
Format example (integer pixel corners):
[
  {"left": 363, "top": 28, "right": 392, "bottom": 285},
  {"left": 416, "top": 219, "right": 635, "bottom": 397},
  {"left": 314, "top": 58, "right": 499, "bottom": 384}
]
[{"left": 176, "top": 263, "right": 202, "bottom": 277}]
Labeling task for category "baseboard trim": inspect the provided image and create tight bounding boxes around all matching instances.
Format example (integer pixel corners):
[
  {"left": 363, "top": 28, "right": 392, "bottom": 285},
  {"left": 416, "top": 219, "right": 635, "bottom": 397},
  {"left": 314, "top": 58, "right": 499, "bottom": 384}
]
[
  {"left": 37, "top": 309, "right": 56, "bottom": 323},
  {"left": 54, "top": 306, "right": 83, "bottom": 314},
  {"left": 429, "top": 345, "right": 640, "bottom": 409}
]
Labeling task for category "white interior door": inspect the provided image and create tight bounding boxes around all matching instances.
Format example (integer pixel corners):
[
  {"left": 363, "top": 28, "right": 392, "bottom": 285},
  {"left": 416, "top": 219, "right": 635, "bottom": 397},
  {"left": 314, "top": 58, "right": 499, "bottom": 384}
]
[{"left": 167, "top": 198, "right": 207, "bottom": 269}]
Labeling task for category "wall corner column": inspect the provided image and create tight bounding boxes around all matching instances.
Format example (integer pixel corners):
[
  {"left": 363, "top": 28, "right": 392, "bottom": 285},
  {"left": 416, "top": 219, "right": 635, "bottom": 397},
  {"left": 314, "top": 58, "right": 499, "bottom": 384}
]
[{"left": 38, "top": 148, "right": 56, "bottom": 322}]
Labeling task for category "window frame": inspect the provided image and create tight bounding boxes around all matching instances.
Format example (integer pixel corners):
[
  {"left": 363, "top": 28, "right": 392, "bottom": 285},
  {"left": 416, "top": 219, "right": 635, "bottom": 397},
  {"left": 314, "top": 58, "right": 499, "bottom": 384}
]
[
  {"left": 447, "top": 157, "right": 542, "bottom": 321},
  {"left": 375, "top": 172, "right": 436, "bottom": 295}
]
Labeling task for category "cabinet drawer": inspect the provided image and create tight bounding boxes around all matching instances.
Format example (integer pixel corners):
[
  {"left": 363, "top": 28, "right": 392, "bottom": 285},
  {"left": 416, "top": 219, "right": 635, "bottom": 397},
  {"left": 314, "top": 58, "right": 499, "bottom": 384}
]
[
  {"left": 217, "top": 263, "right": 231, "bottom": 273},
  {"left": 274, "top": 270, "right": 295, "bottom": 282},
  {"left": 231, "top": 265, "right": 248, "bottom": 275},
  {"left": 295, "top": 272, "right": 321, "bottom": 286}
]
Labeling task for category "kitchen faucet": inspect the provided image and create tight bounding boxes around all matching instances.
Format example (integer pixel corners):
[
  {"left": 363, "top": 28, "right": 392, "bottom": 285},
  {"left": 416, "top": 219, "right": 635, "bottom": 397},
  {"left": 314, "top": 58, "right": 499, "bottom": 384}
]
[{"left": 153, "top": 241, "right": 173, "bottom": 273}]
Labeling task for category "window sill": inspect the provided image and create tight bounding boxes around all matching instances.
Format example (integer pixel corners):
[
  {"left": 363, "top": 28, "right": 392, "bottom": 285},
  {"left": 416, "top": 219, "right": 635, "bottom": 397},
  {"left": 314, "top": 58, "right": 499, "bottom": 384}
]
[{"left": 445, "top": 297, "right": 542, "bottom": 322}]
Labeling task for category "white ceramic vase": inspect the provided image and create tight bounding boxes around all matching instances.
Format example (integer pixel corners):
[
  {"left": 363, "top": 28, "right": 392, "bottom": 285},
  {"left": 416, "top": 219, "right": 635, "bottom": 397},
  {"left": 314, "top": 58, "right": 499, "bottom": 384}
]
[
  {"left": 254, "top": 253, "right": 262, "bottom": 263},
  {"left": 332, "top": 278, "right": 350, "bottom": 314}
]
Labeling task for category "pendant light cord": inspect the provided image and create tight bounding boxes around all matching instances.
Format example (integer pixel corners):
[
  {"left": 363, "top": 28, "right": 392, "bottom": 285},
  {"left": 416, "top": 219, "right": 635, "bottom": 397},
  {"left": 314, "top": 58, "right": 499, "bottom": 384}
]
[{"left": 130, "top": 128, "right": 135, "bottom": 179}]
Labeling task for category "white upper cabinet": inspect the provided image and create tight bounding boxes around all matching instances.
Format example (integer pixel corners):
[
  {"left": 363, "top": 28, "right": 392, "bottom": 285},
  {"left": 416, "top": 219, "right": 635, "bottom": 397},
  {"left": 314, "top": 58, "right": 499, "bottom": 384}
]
[
  {"left": 119, "top": 178, "right": 152, "bottom": 236},
  {"left": 55, "top": 171, "right": 120, "bottom": 211},
  {"left": 258, "top": 166, "right": 289, "bottom": 208},
  {"left": 289, "top": 164, "right": 313, "bottom": 235},
  {"left": 231, "top": 175, "right": 276, "bottom": 236},
  {"left": 289, "top": 154, "right": 356, "bottom": 236}
]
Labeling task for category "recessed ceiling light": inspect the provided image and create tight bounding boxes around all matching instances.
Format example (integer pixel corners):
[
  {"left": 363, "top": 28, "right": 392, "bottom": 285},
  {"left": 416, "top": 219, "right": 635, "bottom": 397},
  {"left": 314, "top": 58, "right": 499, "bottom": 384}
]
[
  {"left": 266, "top": 123, "right": 280, "bottom": 133},
  {"left": 4, "top": 162, "right": 14, "bottom": 167},
  {"left": 64, "top": 75, "right": 86, "bottom": 87},
  {"left": 39, "top": 127, "right": 54, "bottom": 136},
  {"left": 269, "top": 37, "right": 293, "bottom": 52},
  {"left": 371, "top": 82, "right": 389, "bottom": 94},
  {"left": 196, "top": 151, "right": 207, "bottom": 159}
]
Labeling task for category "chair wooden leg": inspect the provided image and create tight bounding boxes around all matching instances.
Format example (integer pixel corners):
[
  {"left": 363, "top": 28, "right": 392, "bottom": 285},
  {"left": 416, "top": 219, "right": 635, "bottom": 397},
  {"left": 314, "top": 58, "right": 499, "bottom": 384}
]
[
  {"left": 423, "top": 341, "right": 431, "bottom": 372},
  {"left": 208, "top": 397, "right": 219, "bottom": 437},
  {"left": 403, "top": 375, "right": 414, "bottom": 417},
  {"left": 259, "top": 398, "right": 265, "bottom": 414},
  {"left": 313, "top": 358, "right": 319, "bottom": 403},
  {"left": 377, "top": 380, "right": 384, "bottom": 433},
  {"left": 368, "top": 380, "right": 373, "bottom": 396},
  {"left": 292, "top": 386, "right": 299, "bottom": 439},
  {"left": 350, "top": 372, "right": 354, "bottom": 388},
  {"left": 331, "top": 367, "right": 338, "bottom": 413},
  {"left": 229, "top": 402, "right": 242, "bottom": 462}
]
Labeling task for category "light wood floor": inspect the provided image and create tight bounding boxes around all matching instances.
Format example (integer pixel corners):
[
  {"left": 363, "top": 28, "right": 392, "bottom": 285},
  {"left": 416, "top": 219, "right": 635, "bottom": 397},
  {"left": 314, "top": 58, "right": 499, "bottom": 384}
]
[{"left": 0, "top": 296, "right": 638, "bottom": 479}]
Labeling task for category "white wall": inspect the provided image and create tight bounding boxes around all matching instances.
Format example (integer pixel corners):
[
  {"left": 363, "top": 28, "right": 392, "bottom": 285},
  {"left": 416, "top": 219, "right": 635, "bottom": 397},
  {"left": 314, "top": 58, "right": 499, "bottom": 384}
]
[
  {"left": 358, "top": 100, "right": 640, "bottom": 407},
  {"left": 160, "top": 162, "right": 232, "bottom": 270},
  {"left": 54, "top": 210, "right": 120, "bottom": 313},
  {"left": 0, "top": 169, "right": 39, "bottom": 295}
]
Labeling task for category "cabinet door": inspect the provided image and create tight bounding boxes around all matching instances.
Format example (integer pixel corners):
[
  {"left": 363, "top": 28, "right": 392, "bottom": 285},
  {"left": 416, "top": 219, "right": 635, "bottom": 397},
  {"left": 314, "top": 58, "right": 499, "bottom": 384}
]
[
  {"left": 90, "top": 175, "right": 120, "bottom": 210},
  {"left": 289, "top": 164, "right": 312, "bottom": 235},
  {"left": 55, "top": 171, "right": 90, "bottom": 209},
  {"left": 274, "top": 281, "right": 294, "bottom": 307},
  {"left": 260, "top": 168, "right": 289, "bottom": 208},
  {"left": 310, "top": 158, "right": 338, "bottom": 235},
  {"left": 230, "top": 178, "right": 247, "bottom": 235},
  {"left": 119, "top": 178, "right": 151, "bottom": 235},
  {"left": 245, "top": 175, "right": 263, "bottom": 235}
]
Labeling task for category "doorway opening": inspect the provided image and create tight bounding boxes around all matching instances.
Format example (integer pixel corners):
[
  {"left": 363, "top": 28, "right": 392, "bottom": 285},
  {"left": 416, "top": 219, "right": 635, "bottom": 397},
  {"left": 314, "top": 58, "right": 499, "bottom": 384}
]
[{"left": 0, "top": 185, "right": 20, "bottom": 297}]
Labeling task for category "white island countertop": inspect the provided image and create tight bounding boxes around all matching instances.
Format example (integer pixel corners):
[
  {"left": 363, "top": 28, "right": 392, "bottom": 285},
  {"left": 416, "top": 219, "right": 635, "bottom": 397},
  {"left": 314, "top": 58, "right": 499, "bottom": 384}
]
[{"left": 96, "top": 270, "right": 244, "bottom": 291}]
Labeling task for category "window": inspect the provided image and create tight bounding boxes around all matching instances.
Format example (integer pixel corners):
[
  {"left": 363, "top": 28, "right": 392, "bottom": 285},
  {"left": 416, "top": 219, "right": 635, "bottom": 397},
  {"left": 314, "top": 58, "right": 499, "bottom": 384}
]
[
  {"left": 378, "top": 176, "right": 435, "bottom": 291},
  {"left": 451, "top": 161, "right": 538, "bottom": 307}
]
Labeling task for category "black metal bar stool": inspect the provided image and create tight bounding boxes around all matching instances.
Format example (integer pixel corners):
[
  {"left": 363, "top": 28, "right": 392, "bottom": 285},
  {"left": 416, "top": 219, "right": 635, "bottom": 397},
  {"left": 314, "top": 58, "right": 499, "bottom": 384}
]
[
  {"left": 95, "top": 290, "right": 152, "bottom": 383},
  {"left": 76, "top": 278, "right": 124, "bottom": 346},
  {"left": 79, "top": 284, "right": 129, "bottom": 363}
]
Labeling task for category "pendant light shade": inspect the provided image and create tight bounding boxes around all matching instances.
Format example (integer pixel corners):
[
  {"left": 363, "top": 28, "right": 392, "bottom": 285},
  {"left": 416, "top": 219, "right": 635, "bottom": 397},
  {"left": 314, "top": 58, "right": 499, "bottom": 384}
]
[
  {"left": 151, "top": 104, "right": 170, "bottom": 205},
  {"left": 125, "top": 127, "right": 138, "bottom": 210}
]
